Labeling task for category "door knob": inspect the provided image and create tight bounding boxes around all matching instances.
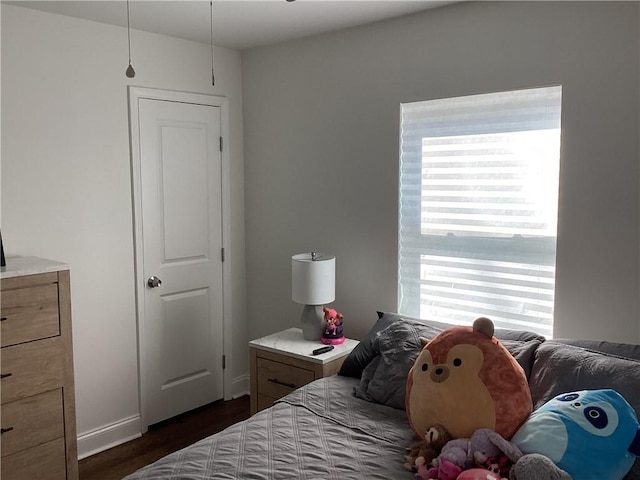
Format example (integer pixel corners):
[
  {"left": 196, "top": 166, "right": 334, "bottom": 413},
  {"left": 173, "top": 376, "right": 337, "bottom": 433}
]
[{"left": 147, "top": 276, "right": 162, "bottom": 288}]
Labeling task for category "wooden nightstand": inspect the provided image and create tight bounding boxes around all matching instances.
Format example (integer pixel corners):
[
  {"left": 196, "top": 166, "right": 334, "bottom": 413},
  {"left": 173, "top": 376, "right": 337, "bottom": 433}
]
[{"left": 249, "top": 327, "right": 358, "bottom": 415}]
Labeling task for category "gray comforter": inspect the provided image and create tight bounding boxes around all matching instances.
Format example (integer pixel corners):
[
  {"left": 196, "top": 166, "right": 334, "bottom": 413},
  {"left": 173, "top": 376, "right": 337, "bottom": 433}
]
[{"left": 123, "top": 376, "right": 416, "bottom": 479}]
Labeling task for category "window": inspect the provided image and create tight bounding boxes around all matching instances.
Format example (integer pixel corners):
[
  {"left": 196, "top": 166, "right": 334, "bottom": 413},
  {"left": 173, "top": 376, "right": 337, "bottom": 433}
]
[{"left": 398, "top": 86, "right": 562, "bottom": 337}]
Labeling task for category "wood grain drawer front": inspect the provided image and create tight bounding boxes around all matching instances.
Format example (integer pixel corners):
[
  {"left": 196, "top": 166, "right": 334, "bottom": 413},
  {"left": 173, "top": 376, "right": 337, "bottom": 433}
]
[
  {"left": 1, "top": 437, "right": 67, "bottom": 480},
  {"left": 1, "top": 337, "right": 65, "bottom": 404},
  {"left": 1, "top": 284, "right": 60, "bottom": 348},
  {"left": 1, "top": 389, "right": 64, "bottom": 457},
  {"left": 257, "top": 358, "right": 314, "bottom": 399},
  {"left": 256, "top": 393, "right": 276, "bottom": 412}
]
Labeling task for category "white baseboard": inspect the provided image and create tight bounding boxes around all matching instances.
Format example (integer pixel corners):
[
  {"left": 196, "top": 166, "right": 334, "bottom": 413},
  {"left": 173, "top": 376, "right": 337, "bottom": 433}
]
[
  {"left": 78, "top": 374, "right": 249, "bottom": 460},
  {"left": 231, "top": 373, "right": 250, "bottom": 399},
  {"left": 77, "top": 415, "right": 142, "bottom": 460}
]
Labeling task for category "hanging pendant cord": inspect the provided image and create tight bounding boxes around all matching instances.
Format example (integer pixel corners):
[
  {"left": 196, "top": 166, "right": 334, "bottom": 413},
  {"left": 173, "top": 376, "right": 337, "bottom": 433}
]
[
  {"left": 125, "top": 0, "right": 135, "bottom": 77},
  {"left": 127, "top": 0, "right": 132, "bottom": 65},
  {"left": 210, "top": 0, "right": 215, "bottom": 86}
]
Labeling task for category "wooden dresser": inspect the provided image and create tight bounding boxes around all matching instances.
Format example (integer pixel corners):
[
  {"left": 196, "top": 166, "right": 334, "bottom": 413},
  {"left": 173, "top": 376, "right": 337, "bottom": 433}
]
[
  {"left": 1, "top": 257, "right": 78, "bottom": 480},
  {"left": 249, "top": 328, "right": 358, "bottom": 415}
]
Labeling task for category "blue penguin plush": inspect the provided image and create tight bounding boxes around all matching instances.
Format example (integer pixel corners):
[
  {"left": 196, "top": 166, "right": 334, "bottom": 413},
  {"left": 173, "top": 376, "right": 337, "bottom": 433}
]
[{"left": 511, "top": 389, "right": 640, "bottom": 480}]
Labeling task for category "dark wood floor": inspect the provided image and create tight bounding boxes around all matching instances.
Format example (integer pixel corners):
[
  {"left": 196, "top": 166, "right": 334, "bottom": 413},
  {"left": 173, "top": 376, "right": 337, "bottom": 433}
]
[{"left": 79, "top": 395, "right": 251, "bottom": 480}]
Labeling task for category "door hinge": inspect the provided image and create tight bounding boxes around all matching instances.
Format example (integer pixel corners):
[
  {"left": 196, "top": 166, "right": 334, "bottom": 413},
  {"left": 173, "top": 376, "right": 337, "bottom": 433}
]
[
  {"left": 222, "top": 354, "right": 226, "bottom": 370},
  {"left": 219, "top": 136, "right": 223, "bottom": 152},
  {"left": 221, "top": 247, "right": 225, "bottom": 262}
]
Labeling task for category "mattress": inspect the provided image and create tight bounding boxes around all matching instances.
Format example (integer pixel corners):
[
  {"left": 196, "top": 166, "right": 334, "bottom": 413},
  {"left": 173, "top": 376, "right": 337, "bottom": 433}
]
[{"left": 123, "top": 375, "right": 416, "bottom": 479}]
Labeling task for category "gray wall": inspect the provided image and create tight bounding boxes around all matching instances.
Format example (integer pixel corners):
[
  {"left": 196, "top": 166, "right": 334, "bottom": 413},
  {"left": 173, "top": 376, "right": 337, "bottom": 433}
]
[
  {"left": 1, "top": 4, "right": 247, "bottom": 457},
  {"left": 242, "top": 2, "right": 640, "bottom": 342}
]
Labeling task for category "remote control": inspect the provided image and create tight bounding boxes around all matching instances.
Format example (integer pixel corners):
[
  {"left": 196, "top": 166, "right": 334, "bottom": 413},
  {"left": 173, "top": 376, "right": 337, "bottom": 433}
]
[{"left": 312, "top": 345, "right": 334, "bottom": 356}]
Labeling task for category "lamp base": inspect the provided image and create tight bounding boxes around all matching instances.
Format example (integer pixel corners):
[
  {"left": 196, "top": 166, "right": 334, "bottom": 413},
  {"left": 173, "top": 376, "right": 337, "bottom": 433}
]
[{"left": 300, "top": 305, "right": 325, "bottom": 341}]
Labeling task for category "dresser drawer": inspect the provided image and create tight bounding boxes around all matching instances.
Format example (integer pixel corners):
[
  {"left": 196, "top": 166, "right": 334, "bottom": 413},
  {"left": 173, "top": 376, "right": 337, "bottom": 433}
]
[
  {"left": 1, "top": 337, "right": 65, "bottom": 404},
  {"left": 257, "top": 357, "right": 315, "bottom": 399},
  {"left": 1, "top": 389, "right": 64, "bottom": 456},
  {"left": 1, "top": 437, "right": 67, "bottom": 480},
  {"left": 1, "top": 284, "right": 61, "bottom": 348}
]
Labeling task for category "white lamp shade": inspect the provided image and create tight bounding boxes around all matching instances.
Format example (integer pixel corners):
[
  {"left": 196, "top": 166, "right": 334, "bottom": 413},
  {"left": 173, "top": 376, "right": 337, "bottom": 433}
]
[{"left": 292, "top": 253, "right": 335, "bottom": 305}]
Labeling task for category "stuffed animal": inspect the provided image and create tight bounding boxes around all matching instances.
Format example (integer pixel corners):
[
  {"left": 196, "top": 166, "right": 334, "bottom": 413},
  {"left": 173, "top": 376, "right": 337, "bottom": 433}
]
[
  {"left": 406, "top": 317, "right": 532, "bottom": 440},
  {"left": 321, "top": 307, "right": 345, "bottom": 345},
  {"left": 509, "top": 454, "right": 572, "bottom": 480},
  {"left": 405, "top": 424, "right": 452, "bottom": 472},
  {"left": 477, "top": 454, "right": 514, "bottom": 478},
  {"left": 457, "top": 468, "right": 504, "bottom": 480},
  {"left": 428, "top": 428, "right": 523, "bottom": 479},
  {"left": 511, "top": 389, "right": 640, "bottom": 480},
  {"left": 416, "top": 462, "right": 431, "bottom": 480},
  {"left": 425, "top": 457, "right": 462, "bottom": 480}
]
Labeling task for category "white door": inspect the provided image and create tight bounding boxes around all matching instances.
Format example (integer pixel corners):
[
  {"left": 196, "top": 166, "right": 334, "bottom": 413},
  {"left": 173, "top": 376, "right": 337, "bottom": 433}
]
[{"left": 137, "top": 97, "right": 224, "bottom": 426}]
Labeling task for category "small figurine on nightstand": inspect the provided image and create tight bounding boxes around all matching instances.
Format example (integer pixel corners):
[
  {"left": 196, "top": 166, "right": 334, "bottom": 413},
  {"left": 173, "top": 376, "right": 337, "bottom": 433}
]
[{"left": 321, "top": 307, "right": 345, "bottom": 345}]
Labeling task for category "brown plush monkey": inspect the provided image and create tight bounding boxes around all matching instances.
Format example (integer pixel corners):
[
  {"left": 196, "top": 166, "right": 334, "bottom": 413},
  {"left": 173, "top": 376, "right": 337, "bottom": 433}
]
[{"left": 404, "top": 424, "right": 452, "bottom": 472}]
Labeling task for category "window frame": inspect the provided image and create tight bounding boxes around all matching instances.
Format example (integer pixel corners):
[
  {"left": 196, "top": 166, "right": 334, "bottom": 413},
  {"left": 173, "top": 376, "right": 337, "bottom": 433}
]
[{"left": 398, "top": 86, "right": 562, "bottom": 336}]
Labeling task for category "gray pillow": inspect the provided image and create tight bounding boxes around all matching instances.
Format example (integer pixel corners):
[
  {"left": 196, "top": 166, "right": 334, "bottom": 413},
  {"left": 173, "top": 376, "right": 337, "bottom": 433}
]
[
  {"left": 339, "top": 310, "right": 546, "bottom": 378},
  {"left": 529, "top": 341, "right": 640, "bottom": 480},
  {"left": 553, "top": 338, "right": 640, "bottom": 362},
  {"left": 338, "top": 311, "right": 399, "bottom": 378},
  {"left": 500, "top": 339, "right": 542, "bottom": 381},
  {"left": 353, "top": 319, "right": 444, "bottom": 410},
  {"left": 495, "top": 328, "right": 546, "bottom": 343},
  {"left": 530, "top": 341, "right": 640, "bottom": 411}
]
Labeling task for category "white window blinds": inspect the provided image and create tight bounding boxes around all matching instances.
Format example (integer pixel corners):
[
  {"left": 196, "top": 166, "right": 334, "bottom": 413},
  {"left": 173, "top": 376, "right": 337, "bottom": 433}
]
[{"left": 398, "top": 86, "right": 562, "bottom": 336}]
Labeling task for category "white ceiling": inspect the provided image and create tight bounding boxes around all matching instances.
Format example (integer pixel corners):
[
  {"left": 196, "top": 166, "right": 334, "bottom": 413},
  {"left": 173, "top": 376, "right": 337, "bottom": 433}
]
[{"left": 7, "top": 0, "right": 456, "bottom": 50}]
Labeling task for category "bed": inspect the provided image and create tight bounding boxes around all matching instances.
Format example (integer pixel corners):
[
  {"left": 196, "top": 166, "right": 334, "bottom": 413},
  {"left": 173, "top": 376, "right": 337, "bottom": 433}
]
[
  {"left": 123, "top": 311, "right": 640, "bottom": 480},
  {"left": 122, "top": 375, "right": 415, "bottom": 479}
]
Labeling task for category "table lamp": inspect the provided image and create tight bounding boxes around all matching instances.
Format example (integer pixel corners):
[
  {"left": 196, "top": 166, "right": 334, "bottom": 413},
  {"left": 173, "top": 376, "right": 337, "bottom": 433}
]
[{"left": 291, "top": 252, "right": 335, "bottom": 341}]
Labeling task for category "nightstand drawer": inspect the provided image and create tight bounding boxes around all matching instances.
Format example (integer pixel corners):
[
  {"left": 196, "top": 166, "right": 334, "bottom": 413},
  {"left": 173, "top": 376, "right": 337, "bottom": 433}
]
[
  {"left": 1, "top": 437, "right": 67, "bottom": 480},
  {"left": 1, "top": 337, "right": 65, "bottom": 404},
  {"left": 257, "top": 357, "right": 315, "bottom": 398},
  {"left": 257, "top": 393, "right": 277, "bottom": 412},
  {"left": 1, "top": 284, "right": 61, "bottom": 348},
  {"left": 1, "top": 389, "right": 64, "bottom": 456}
]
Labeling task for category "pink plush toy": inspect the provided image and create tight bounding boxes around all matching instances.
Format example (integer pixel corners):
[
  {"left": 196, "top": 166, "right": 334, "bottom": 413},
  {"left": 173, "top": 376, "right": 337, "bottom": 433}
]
[
  {"left": 428, "top": 428, "right": 522, "bottom": 480},
  {"left": 416, "top": 463, "right": 430, "bottom": 480},
  {"left": 456, "top": 468, "right": 504, "bottom": 480},
  {"left": 426, "top": 457, "right": 463, "bottom": 480},
  {"left": 321, "top": 307, "right": 345, "bottom": 345}
]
